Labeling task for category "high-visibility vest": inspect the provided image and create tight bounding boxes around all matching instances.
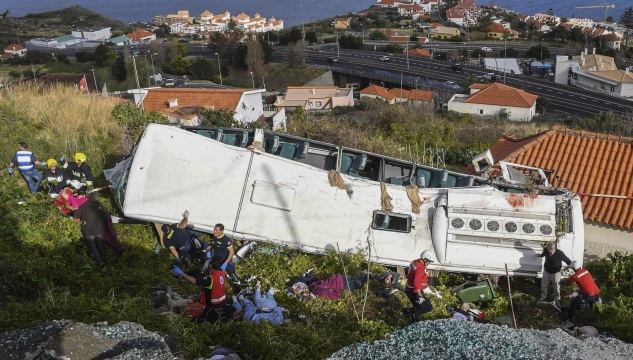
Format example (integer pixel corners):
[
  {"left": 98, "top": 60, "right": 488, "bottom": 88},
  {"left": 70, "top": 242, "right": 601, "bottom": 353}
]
[{"left": 15, "top": 150, "right": 35, "bottom": 171}]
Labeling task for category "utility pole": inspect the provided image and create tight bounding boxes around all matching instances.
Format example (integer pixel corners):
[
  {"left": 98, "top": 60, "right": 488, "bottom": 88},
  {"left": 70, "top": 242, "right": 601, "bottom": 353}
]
[
  {"left": 90, "top": 68, "right": 98, "bottom": 93},
  {"left": 149, "top": 52, "right": 157, "bottom": 86},
  {"left": 215, "top": 52, "right": 223, "bottom": 85},
  {"left": 300, "top": 4, "right": 305, "bottom": 41},
  {"left": 250, "top": 71, "right": 255, "bottom": 89},
  {"left": 132, "top": 55, "right": 142, "bottom": 108}
]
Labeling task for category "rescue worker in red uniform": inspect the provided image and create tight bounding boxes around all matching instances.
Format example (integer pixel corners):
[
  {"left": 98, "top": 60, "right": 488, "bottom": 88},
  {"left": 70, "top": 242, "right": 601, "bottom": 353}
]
[
  {"left": 171, "top": 259, "right": 233, "bottom": 323},
  {"left": 560, "top": 260, "right": 602, "bottom": 321},
  {"left": 404, "top": 250, "right": 442, "bottom": 321}
]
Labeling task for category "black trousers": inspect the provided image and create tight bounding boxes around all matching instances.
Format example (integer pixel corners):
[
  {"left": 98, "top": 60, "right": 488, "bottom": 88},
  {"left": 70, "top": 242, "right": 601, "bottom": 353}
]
[
  {"left": 406, "top": 291, "right": 433, "bottom": 319},
  {"left": 567, "top": 293, "right": 601, "bottom": 320},
  {"left": 83, "top": 234, "right": 105, "bottom": 266}
]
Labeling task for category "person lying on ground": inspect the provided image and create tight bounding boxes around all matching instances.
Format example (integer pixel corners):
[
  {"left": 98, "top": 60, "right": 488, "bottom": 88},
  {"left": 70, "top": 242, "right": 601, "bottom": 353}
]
[
  {"left": 447, "top": 303, "right": 487, "bottom": 322},
  {"left": 286, "top": 270, "right": 368, "bottom": 301},
  {"left": 232, "top": 284, "right": 286, "bottom": 325},
  {"left": 371, "top": 271, "right": 406, "bottom": 298}
]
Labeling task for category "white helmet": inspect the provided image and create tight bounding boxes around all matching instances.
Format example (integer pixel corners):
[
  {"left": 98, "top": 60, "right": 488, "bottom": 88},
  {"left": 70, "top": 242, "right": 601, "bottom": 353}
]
[
  {"left": 420, "top": 250, "right": 436, "bottom": 263},
  {"left": 571, "top": 260, "right": 581, "bottom": 270},
  {"left": 69, "top": 180, "right": 82, "bottom": 190}
]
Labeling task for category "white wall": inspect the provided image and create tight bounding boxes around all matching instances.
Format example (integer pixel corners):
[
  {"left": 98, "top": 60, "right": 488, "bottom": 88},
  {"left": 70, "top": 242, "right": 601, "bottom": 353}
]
[
  {"left": 235, "top": 90, "right": 265, "bottom": 123},
  {"left": 448, "top": 94, "right": 535, "bottom": 121},
  {"left": 583, "top": 222, "right": 633, "bottom": 261}
]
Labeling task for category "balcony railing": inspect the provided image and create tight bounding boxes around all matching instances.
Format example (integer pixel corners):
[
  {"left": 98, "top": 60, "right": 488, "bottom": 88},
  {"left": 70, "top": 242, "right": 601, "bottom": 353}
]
[{"left": 570, "top": 79, "right": 620, "bottom": 98}]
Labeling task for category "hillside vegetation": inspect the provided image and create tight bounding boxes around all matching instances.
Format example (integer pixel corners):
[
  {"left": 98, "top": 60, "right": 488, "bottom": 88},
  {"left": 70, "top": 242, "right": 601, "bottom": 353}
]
[
  {"left": 1, "top": 86, "right": 633, "bottom": 359},
  {"left": 0, "top": 6, "right": 129, "bottom": 42}
]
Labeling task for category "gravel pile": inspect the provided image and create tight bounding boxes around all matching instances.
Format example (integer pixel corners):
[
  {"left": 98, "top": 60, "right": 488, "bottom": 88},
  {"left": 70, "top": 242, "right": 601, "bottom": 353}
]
[
  {"left": 329, "top": 319, "right": 633, "bottom": 360},
  {"left": 0, "top": 320, "right": 177, "bottom": 360}
]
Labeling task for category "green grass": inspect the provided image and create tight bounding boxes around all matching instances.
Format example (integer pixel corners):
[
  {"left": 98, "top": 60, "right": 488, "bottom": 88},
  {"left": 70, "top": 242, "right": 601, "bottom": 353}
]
[{"left": 2, "top": 86, "right": 633, "bottom": 359}]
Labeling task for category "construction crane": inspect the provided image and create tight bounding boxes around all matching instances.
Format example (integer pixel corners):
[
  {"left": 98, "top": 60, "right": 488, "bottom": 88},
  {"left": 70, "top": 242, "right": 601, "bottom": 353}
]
[{"left": 575, "top": 4, "right": 615, "bottom": 23}]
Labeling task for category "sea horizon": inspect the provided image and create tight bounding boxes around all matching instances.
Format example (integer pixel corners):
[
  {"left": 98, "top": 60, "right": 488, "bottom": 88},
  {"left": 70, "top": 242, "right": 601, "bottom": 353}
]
[{"left": 3, "top": 1, "right": 629, "bottom": 30}]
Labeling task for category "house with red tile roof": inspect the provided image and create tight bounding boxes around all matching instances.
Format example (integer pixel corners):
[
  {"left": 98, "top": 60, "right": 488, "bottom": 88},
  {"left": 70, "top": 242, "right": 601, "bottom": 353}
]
[
  {"left": 464, "top": 128, "right": 633, "bottom": 256},
  {"left": 141, "top": 88, "right": 266, "bottom": 126},
  {"left": 3, "top": 44, "right": 26, "bottom": 58},
  {"left": 334, "top": 17, "right": 350, "bottom": 30},
  {"left": 447, "top": 82, "right": 537, "bottom": 121},
  {"left": 125, "top": 29, "right": 157, "bottom": 44},
  {"left": 359, "top": 84, "right": 434, "bottom": 106},
  {"left": 274, "top": 86, "right": 353, "bottom": 111},
  {"left": 486, "top": 23, "right": 511, "bottom": 38},
  {"left": 407, "top": 48, "right": 431, "bottom": 58}
]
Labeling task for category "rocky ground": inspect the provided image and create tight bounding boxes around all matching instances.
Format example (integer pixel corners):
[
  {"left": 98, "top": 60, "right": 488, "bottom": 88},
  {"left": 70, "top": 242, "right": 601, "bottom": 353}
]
[{"left": 329, "top": 319, "right": 633, "bottom": 360}]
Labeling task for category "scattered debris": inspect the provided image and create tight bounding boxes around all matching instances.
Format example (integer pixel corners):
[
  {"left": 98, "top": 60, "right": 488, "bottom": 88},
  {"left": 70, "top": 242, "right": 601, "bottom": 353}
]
[{"left": 329, "top": 319, "right": 633, "bottom": 359}]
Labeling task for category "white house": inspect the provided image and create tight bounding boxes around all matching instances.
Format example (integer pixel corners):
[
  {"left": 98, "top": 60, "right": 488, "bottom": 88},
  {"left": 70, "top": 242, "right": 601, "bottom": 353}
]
[
  {"left": 4, "top": 44, "right": 27, "bottom": 57},
  {"left": 557, "top": 49, "right": 633, "bottom": 99},
  {"left": 447, "top": 83, "right": 537, "bottom": 121},
  {"left": 72, "top": 27, "right": 112, "bottom": 41}
]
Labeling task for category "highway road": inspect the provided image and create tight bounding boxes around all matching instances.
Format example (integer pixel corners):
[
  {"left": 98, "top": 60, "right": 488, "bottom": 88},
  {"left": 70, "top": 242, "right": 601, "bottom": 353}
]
[{"left": 266, "top": 45, "right": 633, "bottom": 118}]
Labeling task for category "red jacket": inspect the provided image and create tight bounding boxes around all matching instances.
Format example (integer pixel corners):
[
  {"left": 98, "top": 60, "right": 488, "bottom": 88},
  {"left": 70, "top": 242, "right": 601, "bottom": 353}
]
[
  {"left": 569, "top": 268, "right": 600, "bottom": 296},
  {"left": 406, "top": 259, "right": 429, "bottom": 292},
  {"left": 210, "top": 269, "right": 227, "bottom": 304}
]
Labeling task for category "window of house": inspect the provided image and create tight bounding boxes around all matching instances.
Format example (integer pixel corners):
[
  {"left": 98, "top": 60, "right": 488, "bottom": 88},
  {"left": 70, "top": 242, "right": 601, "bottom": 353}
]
[
  {"left": 372, "top": 211, "right": 412, "bottom": 233},
  {"left": 315, "top": 101, "right": 322, "bottom": 107},
  {"left": 479, "top": 109, "right": 484, "bottom": 114}
]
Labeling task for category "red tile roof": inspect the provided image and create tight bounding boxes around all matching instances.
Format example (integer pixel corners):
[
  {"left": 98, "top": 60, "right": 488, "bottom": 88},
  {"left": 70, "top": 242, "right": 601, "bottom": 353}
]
[
  {"left": 407, "top": 48, "right": 431, "bottom": 58},
  {"left": 359, "top": 84, "right": 397, "bottom": 100},
  {"left": 143, "top": 88, "right": 248, "bottom": 113},
  {"left": 407, "top": 89, "right": 434, "bottom": 102},
  {"left": 126, "top": 29, "right": 155, "bottom": 41},
  {"left": 465, "top": 129, "right": 633, "bottom": 229},
  {"left": 464, "top": 82, "right": 537, "bottom": 108},
  {"left": 487, "top": 23, "right": 510, "bottom": 34},
  {"left": 5, "top": 44, "right": 25, "bottom": 51}
]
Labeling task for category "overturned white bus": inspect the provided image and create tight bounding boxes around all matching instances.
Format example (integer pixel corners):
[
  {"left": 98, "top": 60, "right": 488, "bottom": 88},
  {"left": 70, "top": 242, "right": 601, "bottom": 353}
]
[{"left": 106, "top": 124, "right": 584, "bottom": 277}]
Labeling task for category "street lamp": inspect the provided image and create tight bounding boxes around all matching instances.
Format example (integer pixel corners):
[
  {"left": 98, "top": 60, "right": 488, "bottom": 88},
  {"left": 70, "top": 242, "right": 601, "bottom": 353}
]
[
  {"left": 132, "top": 55, "right": 142, "bottom": 108},
  {"left": 501, "top": 38, "right": 507, "bottom": 84},
  {"left": 215, "top": 52, "right": 223, "bottom": 85},
  {"left": 250, "top": 71, "right": 255, "bottom": 89},
  {"left": 360, "top": 24, "right": 364, "bottom": 44},
  {"left": 300, "top": 4, "right": 305, "bottom": 42},
  {"left": 405, "top": 26, "right": 410, "bottom": 70},
  {"left": 148, "top": 52, "right": 157, "bottom": 86},
  {"left": 89, "top": 68, "right": 97, "bottom": 93}
]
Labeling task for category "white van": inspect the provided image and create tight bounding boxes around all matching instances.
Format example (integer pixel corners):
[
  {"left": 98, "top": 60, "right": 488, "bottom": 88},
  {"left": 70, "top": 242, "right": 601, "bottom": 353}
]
[{"left": 481, "top": 47, "right": 493, "bottom": 52}]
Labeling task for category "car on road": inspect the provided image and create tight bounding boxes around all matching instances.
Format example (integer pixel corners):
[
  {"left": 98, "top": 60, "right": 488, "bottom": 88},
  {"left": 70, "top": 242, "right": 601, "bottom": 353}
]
[
  {"left": 164, "top": 78, "right": 175, "bottom": 87},
  {"left": 379, "top": 56, "right": 390, "bottom": 62},
  {"left": 490, "top": 74, "right": 501, "bottom": 82},
  {"left": 481, "top": 73, "right": 496, "bottom": 81},
  {"left": 327, "top": 57, "right": 339, "bottom": 63},
  {"left": 444, "top": 81, "right": 461, "bottom": 90},
  {"left": 481, "top": 47, "right": 493, "bottom": 52},
  {"left": 450, "top": 63, "right": 463, "bottom": 71}
]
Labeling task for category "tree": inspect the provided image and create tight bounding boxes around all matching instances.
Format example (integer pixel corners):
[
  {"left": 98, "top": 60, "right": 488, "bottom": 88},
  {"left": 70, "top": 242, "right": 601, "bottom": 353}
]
[
  {"left": 246, "top": 39, "right": 265, "bottom": 88},
  {"left": 384, "top": 43, "right": 404, "bottom": 53},
  {"left": 94, "top": 44, "right": 115, "bottom": 67},
  {"left": 111, "top": 54, "right": 127, "bottom": 81},
  {"left": 305, "top": 31, "right": 318, "bottom": 44},
  {"left": 339, "top": 34, "right": 363, "bottom": 50},
  {"left": 621, "top": 7, "right": 633, "bottom": 48},
  {"left": 199, "top": 109, "right": 238, "bottom": 127},
  {"left": 285, "top": 41, "right": 306, "bottom": 66},
  {"left": 525, "top": 44, "right": 550, "bottom": 61},
  {"left": 536, "top": 96, "right": 549, "bottom": 115},
  {"left": 167, "top": 57, "right": 191, "bottom": 75},
  {"left": 370, "top": 30, "right": 387, "bottom": 40},
  {"left": 189, "top": 57, "right": 214, "bottom": 81}
]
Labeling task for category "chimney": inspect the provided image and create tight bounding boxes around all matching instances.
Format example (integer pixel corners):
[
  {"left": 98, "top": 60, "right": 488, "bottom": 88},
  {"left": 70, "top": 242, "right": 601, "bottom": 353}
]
[
  {"left": 584, "top": 47, "right": 588, "bottom": 55},
  {"left": 167, "top": 99, "right": 178, "bottom": 108},
  {"left": 582, "top": 58, "right": 585, "bottom": 67},
  {"left": 592, "top": 47, "right": 596, "bottom": 54}
]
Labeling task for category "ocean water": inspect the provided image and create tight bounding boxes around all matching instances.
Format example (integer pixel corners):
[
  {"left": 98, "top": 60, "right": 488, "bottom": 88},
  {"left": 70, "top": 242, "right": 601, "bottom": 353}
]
[
  {"left": 4, "top": 1, "right": 629, "bottom": 29},
  {"left": 3, "top": 0, "right": 376, "bottom": 27},
  {"left": 486, "top": 1, "right": 628, "bottom": 22}
]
